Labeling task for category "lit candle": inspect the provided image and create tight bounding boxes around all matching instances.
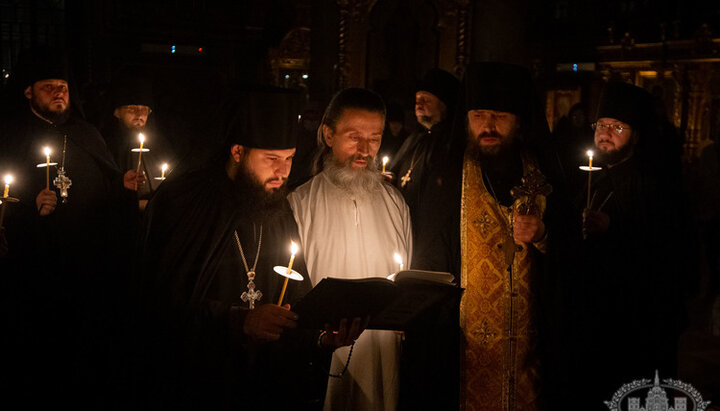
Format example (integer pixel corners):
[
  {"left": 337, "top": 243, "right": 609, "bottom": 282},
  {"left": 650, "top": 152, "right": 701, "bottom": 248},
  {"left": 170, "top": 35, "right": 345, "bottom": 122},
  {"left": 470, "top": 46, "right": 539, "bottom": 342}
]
[
  {"left": 394, "top": 252, "right": 404, "bottom": 272},
  {"left": 160, "top": 163, "right": 168, "bottom": 179},
  {"left": 277, "top": 241, "right": 299, "bottom": 306},
  {"left": 586, "top": 150, "right": 593, "bottom": 210},
  {"left": 3, "top": 174, "right": 12, "bottom": 198},
  {"left": 0, "top": 174, "right": 12, "bottom": 227},
  {"left": 382, "top": 156, "right": 389, "bottom": 174},
  {"left": 136, "top": 133, "right": 145, "bottom": 173},
  {"left": 43, "top": 147, "right": 51, "bottom": 190}
]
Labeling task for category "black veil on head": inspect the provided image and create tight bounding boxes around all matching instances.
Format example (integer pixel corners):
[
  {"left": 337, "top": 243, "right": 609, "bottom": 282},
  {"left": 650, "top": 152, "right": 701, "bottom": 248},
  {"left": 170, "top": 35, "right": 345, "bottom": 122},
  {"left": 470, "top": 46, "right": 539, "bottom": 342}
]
[
  {"left": 0, "top": 46, "right": 74, "bottom": 118},
  {"left": 451, "top": 62, "right": 553, "bottom": 168},
  {"left": 167, "top": 86, "right": 304, "bottom": 179}
]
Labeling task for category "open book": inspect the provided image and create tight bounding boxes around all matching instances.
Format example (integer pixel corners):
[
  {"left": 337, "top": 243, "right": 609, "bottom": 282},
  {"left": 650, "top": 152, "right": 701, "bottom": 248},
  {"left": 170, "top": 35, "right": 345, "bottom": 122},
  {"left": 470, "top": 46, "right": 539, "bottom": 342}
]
[{"left": 292, "top": 270, "right": 461, "bottom": 331}]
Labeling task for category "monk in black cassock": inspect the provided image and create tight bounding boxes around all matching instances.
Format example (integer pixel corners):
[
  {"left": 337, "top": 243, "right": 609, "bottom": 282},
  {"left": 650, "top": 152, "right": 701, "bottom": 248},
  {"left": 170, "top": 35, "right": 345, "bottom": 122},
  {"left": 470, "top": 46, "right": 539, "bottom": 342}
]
[
  {"left": 390, "top": 69, "right": 459, "bottom": 259},
  {"left": 138, "top": 88, "right": 362, "bottom": 411},
  {"left": 564, "top": 82, "right": 693, "bottom": 407},
  {"left": 101, "top": 71, "right": 176, "bottom": 211},
  {"left": 0, "top": 46, "right": 143, "bottom": 407}
]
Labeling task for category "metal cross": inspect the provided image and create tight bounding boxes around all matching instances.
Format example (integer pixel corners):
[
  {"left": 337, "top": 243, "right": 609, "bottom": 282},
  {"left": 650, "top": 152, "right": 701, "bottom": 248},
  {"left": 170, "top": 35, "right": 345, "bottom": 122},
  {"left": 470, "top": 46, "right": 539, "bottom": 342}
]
[
  {"left": 241, "top": 272, "right": 262, "bottom": 310},
  {"left": 510, "top": 168, "right": 552, "bottom": 216},
  {"left": 400, "top": 168, "right": 413, "bottom": 188}
]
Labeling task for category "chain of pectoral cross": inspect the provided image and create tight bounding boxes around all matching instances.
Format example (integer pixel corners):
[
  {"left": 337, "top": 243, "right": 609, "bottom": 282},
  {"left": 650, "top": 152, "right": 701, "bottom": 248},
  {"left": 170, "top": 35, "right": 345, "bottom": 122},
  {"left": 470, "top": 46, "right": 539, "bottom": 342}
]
[{"left": 234, "top": 225, "right": 263, "bottom": 309}]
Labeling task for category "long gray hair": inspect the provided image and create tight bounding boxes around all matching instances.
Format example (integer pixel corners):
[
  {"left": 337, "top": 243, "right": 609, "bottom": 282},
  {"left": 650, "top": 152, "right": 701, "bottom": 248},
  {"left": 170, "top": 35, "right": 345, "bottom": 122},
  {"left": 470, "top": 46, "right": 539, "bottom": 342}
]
[{"left": 312, "top": 88, "right": 386, "bottom": 175}]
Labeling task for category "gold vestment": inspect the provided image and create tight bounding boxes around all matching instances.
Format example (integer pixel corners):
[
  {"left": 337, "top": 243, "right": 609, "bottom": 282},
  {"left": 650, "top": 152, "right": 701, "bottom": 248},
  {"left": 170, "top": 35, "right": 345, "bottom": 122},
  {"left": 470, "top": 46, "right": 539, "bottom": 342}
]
[{"left": 459, "top": 153, "right": 547, "bottom": 411}]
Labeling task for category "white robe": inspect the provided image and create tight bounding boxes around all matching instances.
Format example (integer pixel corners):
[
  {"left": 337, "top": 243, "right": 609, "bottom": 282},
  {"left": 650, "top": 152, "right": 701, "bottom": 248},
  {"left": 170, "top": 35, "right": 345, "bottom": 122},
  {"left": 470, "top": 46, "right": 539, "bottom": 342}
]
[{"left": 288, "top": 171, "right": 412, "bottom": 411}]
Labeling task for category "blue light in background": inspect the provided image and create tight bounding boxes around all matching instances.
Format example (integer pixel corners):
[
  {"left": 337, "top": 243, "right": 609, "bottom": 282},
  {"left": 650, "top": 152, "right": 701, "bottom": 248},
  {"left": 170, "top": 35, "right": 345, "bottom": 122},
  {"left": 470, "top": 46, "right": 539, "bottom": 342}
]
[
  {"left": 573, "top": 63, "right": 578, "bottom": 72},
  {"left": 171, "top": 45, "right": 176, "bottom": 54}
]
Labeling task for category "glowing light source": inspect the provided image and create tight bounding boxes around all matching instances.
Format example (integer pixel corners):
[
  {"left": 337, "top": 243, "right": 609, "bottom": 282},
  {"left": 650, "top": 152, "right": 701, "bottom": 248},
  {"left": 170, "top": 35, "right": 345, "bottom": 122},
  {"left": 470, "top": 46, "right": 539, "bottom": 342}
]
[{"left": 394, "top": 252, "right": 404, "bottom": 272}]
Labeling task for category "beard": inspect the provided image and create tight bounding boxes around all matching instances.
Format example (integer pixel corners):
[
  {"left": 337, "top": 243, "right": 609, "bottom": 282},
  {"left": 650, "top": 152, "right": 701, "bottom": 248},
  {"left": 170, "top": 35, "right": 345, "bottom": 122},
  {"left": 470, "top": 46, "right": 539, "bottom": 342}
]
[
  {"left": 467, "top": 126, "right": 518, "bottom": 158},
  {"left": 323, "top": 152, "right": 383, "bottom": 197},
  {"left": 595, "top": 142, "right": 635, "bottom": 166},
  {"left": 31, "top": 100, "right": 70, "bottom": 124},
  {"left": 233, "top": 160, "right": 289, "bottom": 222}
]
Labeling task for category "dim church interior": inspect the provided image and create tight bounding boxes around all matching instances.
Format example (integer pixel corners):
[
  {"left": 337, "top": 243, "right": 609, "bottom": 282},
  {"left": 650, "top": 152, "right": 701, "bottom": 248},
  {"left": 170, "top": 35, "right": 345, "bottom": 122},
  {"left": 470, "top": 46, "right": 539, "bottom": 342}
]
[{"left": 1, "top": 0, "right": 719, "bottom": 402}]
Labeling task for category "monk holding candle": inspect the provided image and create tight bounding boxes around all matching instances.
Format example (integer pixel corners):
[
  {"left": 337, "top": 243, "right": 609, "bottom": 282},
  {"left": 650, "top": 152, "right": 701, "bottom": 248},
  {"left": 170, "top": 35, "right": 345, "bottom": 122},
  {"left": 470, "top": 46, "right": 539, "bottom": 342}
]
[{"left": 140, "top": 88, "right": 362, "bottom": 410}]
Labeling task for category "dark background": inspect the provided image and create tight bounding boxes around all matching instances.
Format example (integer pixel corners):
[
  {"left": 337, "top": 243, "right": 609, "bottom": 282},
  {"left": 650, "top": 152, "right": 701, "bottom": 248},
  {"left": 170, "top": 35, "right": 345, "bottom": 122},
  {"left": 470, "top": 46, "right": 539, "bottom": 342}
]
[{"left": 1, "top": 0, "right": 719, "bottom": 402}]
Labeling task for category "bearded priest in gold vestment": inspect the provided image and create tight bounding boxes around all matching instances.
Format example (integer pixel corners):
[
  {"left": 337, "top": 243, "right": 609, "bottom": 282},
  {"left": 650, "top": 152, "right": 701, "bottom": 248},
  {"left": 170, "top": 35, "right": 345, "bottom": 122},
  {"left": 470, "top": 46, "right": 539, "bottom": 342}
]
[{"left": 457, "top": 63, "right": 553, "bottom": 411}]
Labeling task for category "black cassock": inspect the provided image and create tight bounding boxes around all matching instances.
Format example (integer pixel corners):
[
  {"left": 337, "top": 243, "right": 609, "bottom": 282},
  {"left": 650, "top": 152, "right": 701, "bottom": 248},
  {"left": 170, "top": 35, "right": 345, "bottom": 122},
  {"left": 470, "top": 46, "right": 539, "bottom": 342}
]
[
  {"left": 562, "top": 155, "right": 691, "bottom": 408},
  {"left": 0, "top": 110, "right": 137, "bottom": 407},
  {"left": 138, "top": 165, "right": 323, "bottom": 411}
]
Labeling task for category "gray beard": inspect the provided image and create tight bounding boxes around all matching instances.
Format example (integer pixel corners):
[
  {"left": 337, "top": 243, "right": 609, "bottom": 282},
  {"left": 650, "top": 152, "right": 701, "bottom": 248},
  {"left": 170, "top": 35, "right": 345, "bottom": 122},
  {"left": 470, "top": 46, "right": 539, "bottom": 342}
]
[{"left": 323, "top": 154, "right": 383, "bottom": 197}]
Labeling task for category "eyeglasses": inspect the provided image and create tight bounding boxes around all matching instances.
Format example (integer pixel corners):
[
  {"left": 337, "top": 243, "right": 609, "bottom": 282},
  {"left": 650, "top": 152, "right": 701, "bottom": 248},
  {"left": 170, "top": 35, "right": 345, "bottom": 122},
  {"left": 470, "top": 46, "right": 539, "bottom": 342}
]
[
  {"left": 591, "top": 122, "right": 630, "bottom": 134},
  {"left": 120, "top": 105, "right": 152, "bottom": 115}
]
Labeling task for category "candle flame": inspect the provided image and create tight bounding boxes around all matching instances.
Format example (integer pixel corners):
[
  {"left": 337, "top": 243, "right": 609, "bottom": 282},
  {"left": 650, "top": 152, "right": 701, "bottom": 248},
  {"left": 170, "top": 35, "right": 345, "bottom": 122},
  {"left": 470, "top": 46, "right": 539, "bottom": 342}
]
[
  {"left": 394, "top": 252, "right": 402, "bottom": 265},
  {"left": 138, "top": 133, "right": 145, "bottom": 144},
  {"left": 4, "top": 174, "right": 13, "bottom": 185},
  {"left": 586, "top": 150, "right": 594, "bottom": 159},
  {"left": 290, "top": 241, "right": 299, "bottom": 255},
  {"left": 382, "top": 156, "right": 389, "bottom": 166},
  {"left": 161, "top": 163, "right": 168, "bottom": 172},
  {"left": 43, "top": 146, "right": 51, "bottom": 156}
]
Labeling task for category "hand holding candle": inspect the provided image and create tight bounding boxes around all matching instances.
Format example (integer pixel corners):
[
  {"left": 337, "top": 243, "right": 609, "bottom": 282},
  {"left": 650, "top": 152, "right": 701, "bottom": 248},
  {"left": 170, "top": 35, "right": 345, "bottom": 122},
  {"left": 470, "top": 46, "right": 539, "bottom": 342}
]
[{"left": 277, "top": 241, "right": 299, "bottom": 306}]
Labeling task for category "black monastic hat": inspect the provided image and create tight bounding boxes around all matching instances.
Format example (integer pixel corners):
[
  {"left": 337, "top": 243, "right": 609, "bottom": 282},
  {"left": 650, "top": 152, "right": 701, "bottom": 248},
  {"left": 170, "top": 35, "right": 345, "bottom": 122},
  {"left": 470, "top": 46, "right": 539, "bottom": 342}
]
[
  {"left": 223, "top": 87, "right": 303, "bottom": 150},
  {"left": 110, "top": 71, "right": 154, "bottom": 108},
  {"left": 416, "top": 69, "right": 460, "bottom": 109},
  {"left": 15, "top": 46, "right": 69, "bottom": 87},
  {"left": 595, "top": 81, "right": 653, "bottom": 128},
  {"left": 462, "top": 62, "right": 533, "bottom": 120}
]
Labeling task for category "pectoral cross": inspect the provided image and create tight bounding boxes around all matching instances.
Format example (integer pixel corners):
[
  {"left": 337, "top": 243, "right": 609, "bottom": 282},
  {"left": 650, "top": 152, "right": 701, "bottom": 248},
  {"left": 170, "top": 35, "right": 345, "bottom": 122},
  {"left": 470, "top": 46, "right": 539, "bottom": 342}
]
[
  {"left": 53, "top": 168, "right": 72, "bottom": 203},
  {"left": 241, "top": 273, "right": 262, "bottom": 310},
  {"left": 400, "top": 168, "right": 413, "bottom": 188}
]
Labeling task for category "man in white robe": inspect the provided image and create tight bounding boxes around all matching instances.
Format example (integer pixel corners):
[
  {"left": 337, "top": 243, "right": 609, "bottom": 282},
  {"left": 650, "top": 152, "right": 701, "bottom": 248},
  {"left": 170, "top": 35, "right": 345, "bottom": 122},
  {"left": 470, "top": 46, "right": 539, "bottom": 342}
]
[{"left": 288, "top": 88, "right": 412, "bottom": 411}]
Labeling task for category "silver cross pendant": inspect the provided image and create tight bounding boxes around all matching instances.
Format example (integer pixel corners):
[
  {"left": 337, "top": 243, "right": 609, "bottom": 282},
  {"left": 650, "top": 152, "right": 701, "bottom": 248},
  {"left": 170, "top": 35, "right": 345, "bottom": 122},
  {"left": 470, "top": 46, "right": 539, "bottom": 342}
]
[{"left": 241, "top": 271, "right": 262, "bottom": 309}]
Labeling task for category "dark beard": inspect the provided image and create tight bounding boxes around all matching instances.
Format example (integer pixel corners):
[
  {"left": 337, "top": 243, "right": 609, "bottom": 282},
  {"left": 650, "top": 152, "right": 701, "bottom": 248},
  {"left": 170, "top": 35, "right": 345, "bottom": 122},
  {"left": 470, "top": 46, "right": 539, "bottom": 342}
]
[
  {"left": 596, "top": 143, "right": 634, "bottom": 166},
  {"left": 233, "top": 165, "right": 289, "bottom": 222},
  {"left": 31, "top": 101, "right": 70, "bottom": 125}
]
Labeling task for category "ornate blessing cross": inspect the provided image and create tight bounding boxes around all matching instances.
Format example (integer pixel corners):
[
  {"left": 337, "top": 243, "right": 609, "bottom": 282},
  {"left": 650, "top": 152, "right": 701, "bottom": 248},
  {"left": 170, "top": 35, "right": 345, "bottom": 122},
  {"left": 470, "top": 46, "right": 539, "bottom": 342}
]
[
  {"left": 241, "top": 278, "right": 263, "bottom": 310},
  {"left": 510, "top": 168, "right": 552, "bottom": 216}
]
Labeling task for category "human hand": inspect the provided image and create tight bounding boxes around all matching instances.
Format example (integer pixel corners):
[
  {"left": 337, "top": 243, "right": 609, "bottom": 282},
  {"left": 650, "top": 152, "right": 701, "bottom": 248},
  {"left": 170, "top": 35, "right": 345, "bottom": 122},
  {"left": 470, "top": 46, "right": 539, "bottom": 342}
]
[
  {"left": 513, "top": 213, "right": 545, "bottom": 244},
  {"left": 583, "top": 209, "right": 610, "bottom": 236},
  {"left": 243, "top": 303, "right": 298, "bottom": 342},
  {"left": 381, "top": 172, "right": 394, "bottom": 183},
  {"left": 124, "top": 169, "right": 146, "bottom": 191},
  {"left": 35, "top": 189, "right": 58, "bottom": 216},
  {"left": 319, "top": 316, "right": 368, "bottom": 350}
]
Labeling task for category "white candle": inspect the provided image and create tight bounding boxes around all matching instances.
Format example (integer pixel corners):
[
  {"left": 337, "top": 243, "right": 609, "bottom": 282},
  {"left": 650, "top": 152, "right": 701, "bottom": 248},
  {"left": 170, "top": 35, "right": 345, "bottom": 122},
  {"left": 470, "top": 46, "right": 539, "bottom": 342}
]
[
  {"left": 43, "top": 147, "right": 51, "bottom": 190},
  {"left": 136, "top": 133, "right": 145, "bottom": 173},
  {"left": 394, "top": 252, "right": 404, "bottom": 272}
]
